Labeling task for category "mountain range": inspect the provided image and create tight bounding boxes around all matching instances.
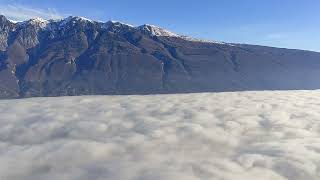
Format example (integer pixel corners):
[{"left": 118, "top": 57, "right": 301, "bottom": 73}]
[{"left": 0, "top": 15, "right": 320, "bottom": 99}]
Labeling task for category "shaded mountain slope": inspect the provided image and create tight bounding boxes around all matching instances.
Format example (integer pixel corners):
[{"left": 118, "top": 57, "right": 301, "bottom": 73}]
[{"left": 0, "top": 15, "right": 320, "bottom": 98}]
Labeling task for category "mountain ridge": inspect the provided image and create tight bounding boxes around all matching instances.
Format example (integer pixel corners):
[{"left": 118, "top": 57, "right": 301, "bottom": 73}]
[
  {"left": 3, "top": 15, "right": 319, "bottom": 52},
  {"left": 0, "top": 15, "right": 320, "bottom": 99}
]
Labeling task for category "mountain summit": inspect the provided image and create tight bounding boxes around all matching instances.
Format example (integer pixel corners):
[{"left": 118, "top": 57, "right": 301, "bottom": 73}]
[{"left": 0, "top": 15, "right": 320, "bottom": 99}]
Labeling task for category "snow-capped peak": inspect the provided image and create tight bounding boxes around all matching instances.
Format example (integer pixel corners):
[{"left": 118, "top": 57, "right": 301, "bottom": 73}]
[
  {"left": 55, "top": 16, "right": 93, "bottom": 29},
  {"left": 17, "top": 17, "right": 49, "bottom": 28},
  {"left": 64, "top": 16, "right": 93, "bottom": 22},
  {"left": 137, "top": 24, "right": 179, "bottom": 37},
  {"left": 110, "top": 20, "right": 134, "bottom": 27},
  {"left": 29, "top": 17, "right": 48, "bottom": 23},
  {"left": 60, "top": 16, "right": 91, "bottom": 24},
  {"left": 101, "top": 20, "right": 135, "bottom": 30}
]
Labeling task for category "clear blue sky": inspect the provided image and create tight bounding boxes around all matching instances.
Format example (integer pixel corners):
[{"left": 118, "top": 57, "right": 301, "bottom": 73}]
[{"left": 0, "top": 0, "right": 319, "bottom": 52}]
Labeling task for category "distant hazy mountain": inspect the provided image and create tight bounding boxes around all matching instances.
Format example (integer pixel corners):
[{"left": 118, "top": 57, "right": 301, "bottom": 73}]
[{"left": 0, "top": 15, "right": 320, "bottom": 99}]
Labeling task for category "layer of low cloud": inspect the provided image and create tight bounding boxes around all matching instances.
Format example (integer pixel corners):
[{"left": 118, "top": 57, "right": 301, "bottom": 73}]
[
  {"left": 0, "top": 4, "right": 63, "bottom": 21},
  {"left": 1, "top": 91, "right": 320, "bottom": 180}
]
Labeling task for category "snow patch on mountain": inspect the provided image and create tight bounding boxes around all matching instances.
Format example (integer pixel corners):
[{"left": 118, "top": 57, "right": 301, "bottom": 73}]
[
  {"left": 7, "top": 19, "right": 18, "bottom": 23},
  {"left": 101, "top": 20, "right": 135, "bottom": 30},
  {"left": 7, "top": 15, "right": 231, "bottom": 45},
  {"left": 137, "top": 24, "right": 230, "bottom": 45},
  {"left": 110, "top": 20, "right": 134, "bottom": 27},
  {"left": 58, "top": 16, "right": 92, "bottom": 28},
  {"left": 138, "top": 24, "right": 180, "bottom": 37},
  {"left": 17, "top": 17, "right": 49, "bottom": 28},
  {"left": 180, "top": 35, "right": 231, "bottom": 45}
]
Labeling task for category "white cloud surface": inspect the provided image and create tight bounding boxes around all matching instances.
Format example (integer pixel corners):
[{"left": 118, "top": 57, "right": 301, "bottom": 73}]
[
  {"left": 1, "top": 91, "right": 320, "bottom": 180},
  {"left": 0, "top": 4, "right": 62, "bottom": 21}
]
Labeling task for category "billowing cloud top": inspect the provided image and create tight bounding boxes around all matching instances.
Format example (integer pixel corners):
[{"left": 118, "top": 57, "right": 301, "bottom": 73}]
[{"left": 1, "top": 91, "right": 320, "bottom": 180}]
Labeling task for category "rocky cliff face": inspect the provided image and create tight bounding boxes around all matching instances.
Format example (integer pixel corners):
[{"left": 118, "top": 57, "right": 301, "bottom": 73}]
[{"left": 0, "top": 15, "right": 320, "bottom": 99}]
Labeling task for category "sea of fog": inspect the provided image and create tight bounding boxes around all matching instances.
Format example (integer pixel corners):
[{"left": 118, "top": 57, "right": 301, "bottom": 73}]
[{"left": 1, "top": 91, "right": 320, "bottom": 180}]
